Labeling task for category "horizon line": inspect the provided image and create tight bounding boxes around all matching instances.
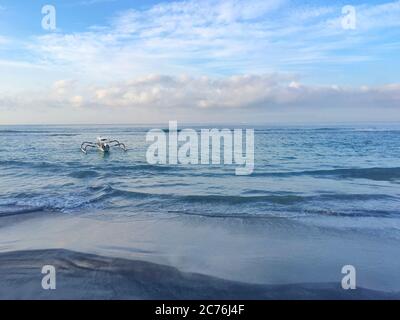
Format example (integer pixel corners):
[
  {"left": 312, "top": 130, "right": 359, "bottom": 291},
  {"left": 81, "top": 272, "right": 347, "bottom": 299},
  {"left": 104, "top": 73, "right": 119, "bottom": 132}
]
[{"left": 1, "top": 120, "right": 400, "bottom": 127}]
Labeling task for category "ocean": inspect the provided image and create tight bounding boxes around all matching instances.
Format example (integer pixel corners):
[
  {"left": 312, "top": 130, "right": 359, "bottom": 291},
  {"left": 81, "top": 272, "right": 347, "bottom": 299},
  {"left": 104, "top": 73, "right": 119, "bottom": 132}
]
[{"left": 1, "top": 123, "right": 400, "bottom": 298}]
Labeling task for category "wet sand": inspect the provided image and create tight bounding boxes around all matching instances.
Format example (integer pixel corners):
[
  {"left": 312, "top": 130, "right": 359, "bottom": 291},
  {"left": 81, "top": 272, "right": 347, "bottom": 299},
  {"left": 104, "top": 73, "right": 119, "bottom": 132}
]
[
  {"left": 0, "top": 211, "right": 400, "bottom": 299},
  {"left": 0, "top": 249, "right": 398, "bottom": 300}
]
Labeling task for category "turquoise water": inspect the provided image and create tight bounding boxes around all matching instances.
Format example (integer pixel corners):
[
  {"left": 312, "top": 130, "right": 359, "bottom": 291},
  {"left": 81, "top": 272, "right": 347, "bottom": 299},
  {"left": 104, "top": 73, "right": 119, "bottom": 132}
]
[{"left": 1, "top": 123, "right": 400, "bottom": 235}]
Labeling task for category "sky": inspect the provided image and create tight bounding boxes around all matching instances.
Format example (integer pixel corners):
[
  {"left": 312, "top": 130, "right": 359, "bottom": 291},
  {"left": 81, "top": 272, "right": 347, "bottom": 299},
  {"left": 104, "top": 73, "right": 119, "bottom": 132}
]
[{"left": 0, "top": 0, "right": 399, "bottom": 124}]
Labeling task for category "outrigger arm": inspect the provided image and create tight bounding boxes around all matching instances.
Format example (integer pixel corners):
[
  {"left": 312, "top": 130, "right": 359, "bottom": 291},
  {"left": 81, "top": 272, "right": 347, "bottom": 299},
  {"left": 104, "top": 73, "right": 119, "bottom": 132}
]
[
  {"left": 80, "top": 142, "right": 97, "bottom": 154},
  {"left": 108, "top": 140, "right": 127, "bottom": 151}
]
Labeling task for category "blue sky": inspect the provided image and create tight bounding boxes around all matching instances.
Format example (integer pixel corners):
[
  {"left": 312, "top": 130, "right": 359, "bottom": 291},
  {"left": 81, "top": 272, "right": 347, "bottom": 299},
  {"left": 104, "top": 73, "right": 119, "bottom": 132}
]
[{"left": 0, "top": 0, "right": 399, "bottom": 124}]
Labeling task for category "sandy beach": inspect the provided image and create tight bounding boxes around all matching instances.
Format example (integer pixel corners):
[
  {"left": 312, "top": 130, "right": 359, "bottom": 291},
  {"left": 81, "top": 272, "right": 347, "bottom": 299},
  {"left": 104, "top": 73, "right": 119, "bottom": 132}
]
[
  {"left": 0, "top": 210, "right": 399, "bottom": 299},
  {"left": 1, "top": 248, "right": 399, "bottom": 300}
]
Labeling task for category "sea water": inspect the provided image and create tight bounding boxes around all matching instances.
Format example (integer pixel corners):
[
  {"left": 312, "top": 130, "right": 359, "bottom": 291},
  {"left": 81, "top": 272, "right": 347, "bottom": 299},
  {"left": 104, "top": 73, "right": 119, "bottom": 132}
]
[
  {"left": 1, "top": 123, "right": 400, "bottom": 225},
  {"left": 1, "top": 123, "right": 400, "bottom": 292}
]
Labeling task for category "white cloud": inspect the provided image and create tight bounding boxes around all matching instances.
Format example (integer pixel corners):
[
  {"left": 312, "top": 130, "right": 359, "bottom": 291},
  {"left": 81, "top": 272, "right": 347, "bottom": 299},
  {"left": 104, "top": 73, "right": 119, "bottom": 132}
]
[
  {"left": 1, "top": 0, "right": 400, "bottom": 124},
  {"left": 87, "top": 74, "right": 400, "bottom": 109},
  {"left": 53, "top": 79, "right": 76, "bottom": 95},
  {"left": 1, "top": 74, "right": 399, "bottom": 124},
  {"left": 24, "top": 0, "right": 400, "bottom": 83},
  {"left": 357, "top": 0, "right": 400, "bottom": 30},
  {"left": 25, "top": 0, "right": 289, "bottom": 83}
]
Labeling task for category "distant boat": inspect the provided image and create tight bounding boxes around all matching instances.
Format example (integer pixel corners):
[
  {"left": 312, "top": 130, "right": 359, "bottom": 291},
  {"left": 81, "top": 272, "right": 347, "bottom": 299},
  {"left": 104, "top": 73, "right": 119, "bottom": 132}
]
[{"left": 81, "top": 137, "right": 127, "bottom": 153}]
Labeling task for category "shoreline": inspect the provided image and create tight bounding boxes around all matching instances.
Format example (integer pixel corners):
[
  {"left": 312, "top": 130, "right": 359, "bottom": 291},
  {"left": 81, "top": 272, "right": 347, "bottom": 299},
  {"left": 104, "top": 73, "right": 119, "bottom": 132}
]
[
  {"left": 0, "top": 248, "right": 398, "bottom": 300},
  {"left": 1, "top": 211, "right": 400, "bottom": 295}
]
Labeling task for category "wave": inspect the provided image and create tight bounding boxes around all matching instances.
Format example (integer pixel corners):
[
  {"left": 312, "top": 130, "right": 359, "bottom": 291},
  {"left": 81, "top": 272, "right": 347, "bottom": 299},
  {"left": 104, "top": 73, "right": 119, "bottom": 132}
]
[
  {"left": 255, "top": 167, "right": 400, "bottom": 181},
  {"left": 180, "top": 194, "right": 304, "bottom": 205},
  {"left": 318, "top": 193, "right": 394, "bottom": 201},
  {"left": 4, "top": 157, "right": 399, "bottom": 183},
  {"left": 0, "top": 160, "right": 63, "bottom": 170},
  {"left": 48, "top": 134, "right": 78, "bottom": 137},
  {"left": 101, "top": 166, "right": 400, "bottom": 181},
  {"left": 106, "top": 163, "right": 181, "bottom": 172},
  {"left": 0, "top": 205, "right": 45, "bottom": 217},
  {"left": 84, "top": 186, "right": 306, "bottom": 205},
  {"left": 301, "top": 208, "right": 396, "bottom": 218},
  {"left": 1, "top": 188, "right": 398, "bottom": 219},
  {"left": 0, "top": 130, "right": 78, "bottom": 137},
  {"left": 0, "top": 191, "right": 105, "bottom": 215},
  {"left": 68, "top": 170, "right": 100, "bottom": 179},
  {"left": 0, "top": 160, "right": 181, "bottom": 174},
  {"left": 87, "top": 186, "right": 398, "bottom": 205},
  {"left": 254, "top": 127, "right": 400, "bottom": 134},
  {"left": 167, "top": 208, "right": 398, "bottom": 219},
  {"left": 304, "top": 167, "right": 400, "bottom": 181},
  {"left": 0, "top": 130, "right": 53, "bottom": 134}
]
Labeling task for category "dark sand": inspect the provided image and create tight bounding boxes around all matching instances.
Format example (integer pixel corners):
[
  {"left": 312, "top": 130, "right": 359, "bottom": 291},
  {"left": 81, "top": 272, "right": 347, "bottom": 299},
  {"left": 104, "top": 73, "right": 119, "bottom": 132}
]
[{"left": 0, "top": 249, "right": 398, "bottom": 300}]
